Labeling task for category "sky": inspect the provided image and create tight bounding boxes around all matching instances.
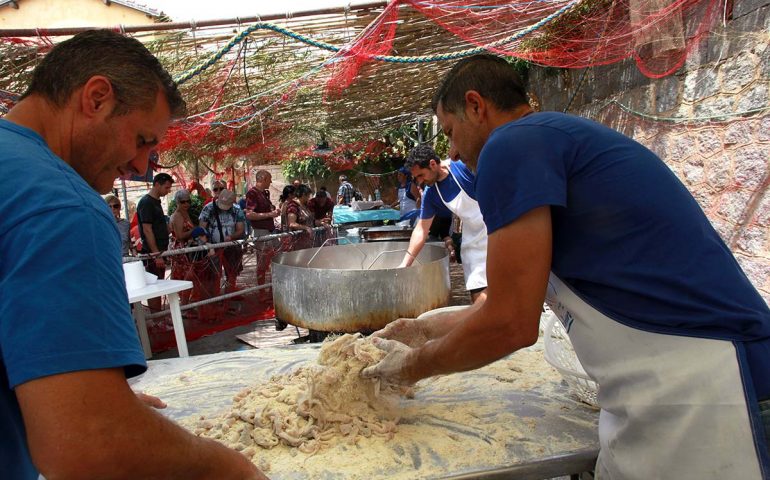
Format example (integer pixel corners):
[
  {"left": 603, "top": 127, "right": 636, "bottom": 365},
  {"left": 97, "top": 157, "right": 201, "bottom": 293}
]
[{"left": 148, "top": 0, "right": 355, "bottom": 22}]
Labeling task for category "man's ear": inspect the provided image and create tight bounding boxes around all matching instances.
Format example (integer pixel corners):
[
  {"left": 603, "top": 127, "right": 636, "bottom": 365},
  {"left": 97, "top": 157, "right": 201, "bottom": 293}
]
[
  {"left": 464, "top": 90, "right": 486, "bottom": 122},
  {"left": 79, "top": 75, "right": 116, "bottom": 118}
]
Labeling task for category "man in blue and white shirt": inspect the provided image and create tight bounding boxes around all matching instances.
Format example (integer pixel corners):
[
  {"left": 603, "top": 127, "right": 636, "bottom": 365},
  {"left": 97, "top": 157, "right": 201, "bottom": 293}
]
[{"left": 399, "top": 144, "right": 488, "bottom": 303}]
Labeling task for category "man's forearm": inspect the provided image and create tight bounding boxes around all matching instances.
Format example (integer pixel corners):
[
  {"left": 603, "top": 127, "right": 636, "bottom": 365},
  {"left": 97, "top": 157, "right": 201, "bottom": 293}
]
[
  {"left": 22, "top": 371, "right": 260, "bottom": 480},
  {"left": 102, "top": 405, "right": 259, "bottom": 479},
  {"left": 141, "top": 225, "right": 160, "bottom": 253},
  {"left": 410, "top": 300, "right": 539, "bottom": 382},
  {"left": 421, "top": 300, "right": 483, "bottom": 340},
  {"left": 403, "top": 220, "right": 430, "bottom": 266}
]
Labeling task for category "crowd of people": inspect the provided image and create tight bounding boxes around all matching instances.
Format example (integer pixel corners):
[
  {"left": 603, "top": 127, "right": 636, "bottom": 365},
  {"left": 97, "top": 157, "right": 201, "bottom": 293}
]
[{"left": 101, "top": 170, "right": 339, "bottom": 314}]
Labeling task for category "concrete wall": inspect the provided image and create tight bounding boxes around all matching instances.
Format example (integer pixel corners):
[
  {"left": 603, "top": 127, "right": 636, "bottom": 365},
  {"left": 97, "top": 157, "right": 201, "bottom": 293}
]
[
  {"left": 527, "top": 0, "right": 770, "bottom": 298},
  {"left": 0, "top": 0, "right": 155, "bottom": 29}
]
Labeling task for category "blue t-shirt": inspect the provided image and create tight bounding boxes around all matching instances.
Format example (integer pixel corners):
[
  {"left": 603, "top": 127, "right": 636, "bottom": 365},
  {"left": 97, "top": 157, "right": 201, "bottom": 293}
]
[
  {"left": 420, "top": 160, "right": 476, "bottom": 219},
  {"left": 475, "top": 112, "right": 770, "bottom": 400},
  {"left": 0, "top": 119, "right": 147, "bottom": 479}
]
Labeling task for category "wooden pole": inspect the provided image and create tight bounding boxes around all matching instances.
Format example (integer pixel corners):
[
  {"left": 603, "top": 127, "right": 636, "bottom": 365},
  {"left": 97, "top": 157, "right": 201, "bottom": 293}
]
[{"left": 0, "top": 1, "right": 389, "bottom": 37}]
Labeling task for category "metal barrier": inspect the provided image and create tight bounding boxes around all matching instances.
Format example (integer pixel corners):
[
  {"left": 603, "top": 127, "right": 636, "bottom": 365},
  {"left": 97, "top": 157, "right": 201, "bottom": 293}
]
[{"left": 123, "top": 227, "right": 333, "bottom": 348}]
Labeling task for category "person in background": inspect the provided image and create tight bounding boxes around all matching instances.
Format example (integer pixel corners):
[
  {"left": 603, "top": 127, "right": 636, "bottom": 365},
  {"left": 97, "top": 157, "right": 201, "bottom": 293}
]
[
  {"left": 363, "top": 54, "right": 770, "bottom": 479},
  {"left": 392, "top": 166, "right": 420, "bottom": 223},
  {"left": 399, "top": 144, "right": 488, "bottom": 303},
  {"left": 244, "top": 169, "right": 280, "bottom": 297},
  {"left": 278, "top": 185, "right": 297, "bottom": 233},
  {"left": 320, "top": 185, "right": 333, "bottom": 200},
  {"left": 137, "top": 172, "right": 173, "bottom": 310},
  {"left": 285, "top": 184, "right": 315, "bottom": 245},
  {"left": 169, "top": 189, "right": 194, "bottom": 250},
  {"left": 238, "top": 195, "right": 252, "bottom": 238},
  {"left": 307, "top": 188, "right": 334, "bottom": 224},
  {"left": 0, "top": 29, "right": 263, "bottom": 480},
  {"left": 168, "top": 189, "right": 195, "bottom": 301},
  {"left": 244, "top": 169, "right": 280, "bottom": 237},
  {"left": 203, "top": 179, "right": 226, "bottom": 206},
  {"left": 199, "top": 189, "right": 246, "bottom": 294},
  {"left": 104, "top": 194, "right": 131, "bottom": 256},
  {"left": 337, "top": 174, "right": 355, "bottom": 205}
]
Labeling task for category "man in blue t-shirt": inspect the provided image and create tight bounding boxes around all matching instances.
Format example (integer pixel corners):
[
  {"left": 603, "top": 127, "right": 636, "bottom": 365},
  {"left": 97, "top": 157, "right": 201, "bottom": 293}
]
[
  {"left": 0, "top": 30, "right": 263, "bottom": 479},
  {"left": 364, "top": 55, "right": 770, "bottom": 479},
  {"left": 399, "top": 144, "right": 488, "bottom": 302}
]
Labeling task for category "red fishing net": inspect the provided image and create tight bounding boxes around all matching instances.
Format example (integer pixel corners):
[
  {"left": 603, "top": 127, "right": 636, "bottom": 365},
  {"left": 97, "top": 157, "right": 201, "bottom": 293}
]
[{"left": 324, "top": 0, "right": 726, "bottom": 96}]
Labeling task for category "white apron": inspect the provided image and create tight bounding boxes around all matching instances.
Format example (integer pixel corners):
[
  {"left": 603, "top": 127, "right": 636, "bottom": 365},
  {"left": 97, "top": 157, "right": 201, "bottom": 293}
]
[
  {"left": 545, "top": 273, "right": 767, "bottom": 479},
  {"left": 398, "top": 185, "right": 417, "bottom": 218},
  {"left": 434, "top": 170, "right": 487, "bottom": 291}
]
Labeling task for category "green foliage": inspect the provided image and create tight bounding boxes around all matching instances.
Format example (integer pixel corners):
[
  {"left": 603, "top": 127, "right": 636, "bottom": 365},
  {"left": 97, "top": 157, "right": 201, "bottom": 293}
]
[
  {"left": 281, "top": 156, "right": 331, "bottom": 183},
  {"left": 506, "top": 57, "right": 533, "bottom": 83},
  {"left": 433, "top": 131, "right": 450, "bottom": 159},
  {"left": 167, "top": 194, "right": 205, "bottom": 225}
]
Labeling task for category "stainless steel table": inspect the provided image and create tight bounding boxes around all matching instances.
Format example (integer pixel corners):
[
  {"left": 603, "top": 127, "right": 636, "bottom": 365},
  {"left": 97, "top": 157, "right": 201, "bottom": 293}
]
[{"left": 129, "top": 341, "right": 599, "bottom": 479}]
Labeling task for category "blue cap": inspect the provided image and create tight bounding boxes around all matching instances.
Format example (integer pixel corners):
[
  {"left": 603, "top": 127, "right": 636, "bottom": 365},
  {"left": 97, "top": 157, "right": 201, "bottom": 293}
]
[
  {"left": 191, "top": 226, "right": 208, "bottom": 239},
  {"left": 398, "top": 166, "right": 411, "bottom": 176}
]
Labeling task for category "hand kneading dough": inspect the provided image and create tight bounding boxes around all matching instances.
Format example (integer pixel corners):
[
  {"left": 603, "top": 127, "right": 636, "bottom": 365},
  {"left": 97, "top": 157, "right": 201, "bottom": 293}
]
[{"left": 193, "top": 333, "right": 408, "bottom": 456}]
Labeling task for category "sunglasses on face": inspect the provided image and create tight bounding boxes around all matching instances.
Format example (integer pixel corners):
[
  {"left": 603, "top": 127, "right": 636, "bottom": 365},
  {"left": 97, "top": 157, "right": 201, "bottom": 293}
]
[
  {"left": 110, "top": 204, "right": 121, "bottom": 210},
  {"left": 213, "top": 187, "right": 223, "bottom": 192},
  {"left": 178, "top": 199, "right": 191, "bottom": 204}
]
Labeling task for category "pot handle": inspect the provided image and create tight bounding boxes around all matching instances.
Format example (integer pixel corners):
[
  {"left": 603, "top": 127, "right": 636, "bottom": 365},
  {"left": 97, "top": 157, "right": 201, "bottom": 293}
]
[
  {"left": 364, "top": 249, "right": 421, "bottom": 270},
  {"left": 306, "top": 237, "right": 367, "bottom": 268}
]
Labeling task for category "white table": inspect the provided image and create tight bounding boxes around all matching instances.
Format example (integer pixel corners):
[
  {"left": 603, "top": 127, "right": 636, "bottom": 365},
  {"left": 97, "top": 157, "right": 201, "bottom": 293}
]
[{"left": 127, "top": 280, "right": 193, "bottom": 358}]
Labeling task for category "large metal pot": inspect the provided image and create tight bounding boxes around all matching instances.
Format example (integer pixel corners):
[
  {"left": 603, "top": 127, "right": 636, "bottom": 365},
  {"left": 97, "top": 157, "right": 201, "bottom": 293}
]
[{"left": 271, "top": 241, "right": 450, "bottom": 332}]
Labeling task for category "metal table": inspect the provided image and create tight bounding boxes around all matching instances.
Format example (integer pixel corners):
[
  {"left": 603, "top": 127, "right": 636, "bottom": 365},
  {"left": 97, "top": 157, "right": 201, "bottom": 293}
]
[{"left": 129, "top": 341, "right": 599, "bottom": 479}]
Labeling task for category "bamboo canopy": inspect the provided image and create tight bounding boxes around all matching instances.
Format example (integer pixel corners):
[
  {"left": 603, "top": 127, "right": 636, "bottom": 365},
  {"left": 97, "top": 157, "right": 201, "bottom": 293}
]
[{"left": 0, "top": 0, "right": 723, "bottom": 171}]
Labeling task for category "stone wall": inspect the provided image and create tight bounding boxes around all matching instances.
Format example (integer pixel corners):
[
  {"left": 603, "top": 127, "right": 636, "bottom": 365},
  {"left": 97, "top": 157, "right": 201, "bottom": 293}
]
[{"left": 526, "top": 0, "right": 770, "bottom": 299}]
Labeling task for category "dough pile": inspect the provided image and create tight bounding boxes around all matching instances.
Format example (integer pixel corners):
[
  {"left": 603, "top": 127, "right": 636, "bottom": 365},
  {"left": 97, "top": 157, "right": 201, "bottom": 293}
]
[{"left": 193, "top": 333, "right": 404, "bottom": 455}]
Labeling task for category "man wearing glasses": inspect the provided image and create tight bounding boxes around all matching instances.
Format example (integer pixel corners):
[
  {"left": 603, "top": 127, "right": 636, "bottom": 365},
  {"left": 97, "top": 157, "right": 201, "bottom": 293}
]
[{"left": 205, "top": 179, "right": 227, "bottom": 206}]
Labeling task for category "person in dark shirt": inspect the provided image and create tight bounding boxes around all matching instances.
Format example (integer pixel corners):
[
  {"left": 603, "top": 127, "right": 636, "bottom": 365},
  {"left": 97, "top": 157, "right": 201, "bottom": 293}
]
[
  {"left": 307, "top": 188, "right": 334, "bottom": 224},
  {"left": 244, "top": 169, "right": 279, "bottom": 236},
  {"left": 136, "top": 172, "right": 173, "bottom": 298}
]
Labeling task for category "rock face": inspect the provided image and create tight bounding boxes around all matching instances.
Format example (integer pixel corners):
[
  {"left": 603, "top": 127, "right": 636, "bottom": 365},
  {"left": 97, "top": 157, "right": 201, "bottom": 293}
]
[{"left": 527, "top": 0, "right": 770, "bottom": 299}]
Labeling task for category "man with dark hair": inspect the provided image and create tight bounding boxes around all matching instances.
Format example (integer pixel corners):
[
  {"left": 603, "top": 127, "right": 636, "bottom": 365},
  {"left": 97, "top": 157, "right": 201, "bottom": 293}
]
[
  {"left": 400, "top": 144, "right": 488, "bottom": 303},
  {"left": 308, "top": 188, "right": 335, "bottom": 223},
  {"left": 364, "top": 54, "right": 770, "bottom": 479},
  {"left": 137, "top": 172, "right": 174, "bottom": 295},
  {"left": 337, "top": 174, "right": 355, "bottom": 205},
  {"left": 0, "top": 30, "right": 263, "bottom": 479}
]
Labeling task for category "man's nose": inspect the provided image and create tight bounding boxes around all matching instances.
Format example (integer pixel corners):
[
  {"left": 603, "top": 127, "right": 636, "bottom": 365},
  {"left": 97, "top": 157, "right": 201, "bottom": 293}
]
[
  {"left": 129, "top": 150, "right": 152, "bottom": 176},
  {"left": 448, "top": 144, "right": 460, "bottom": 161}
]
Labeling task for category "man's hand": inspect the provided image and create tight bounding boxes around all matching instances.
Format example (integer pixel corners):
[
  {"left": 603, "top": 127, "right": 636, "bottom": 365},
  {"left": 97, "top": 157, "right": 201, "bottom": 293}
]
[
  {"left": 443, "top": 236, "right": 457, "bottom": 262},
  {"left": 372, "top": 318, "right": 429, "bottom": 348},
  {"left": 153, "top": 254, "right": 165, "bottom": 268},
  {"left": 135, "top": 391, "right": 167, "bottom": 409},
  {"left": 360, "top": 338, "right": 419, "bottom": 385}
]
